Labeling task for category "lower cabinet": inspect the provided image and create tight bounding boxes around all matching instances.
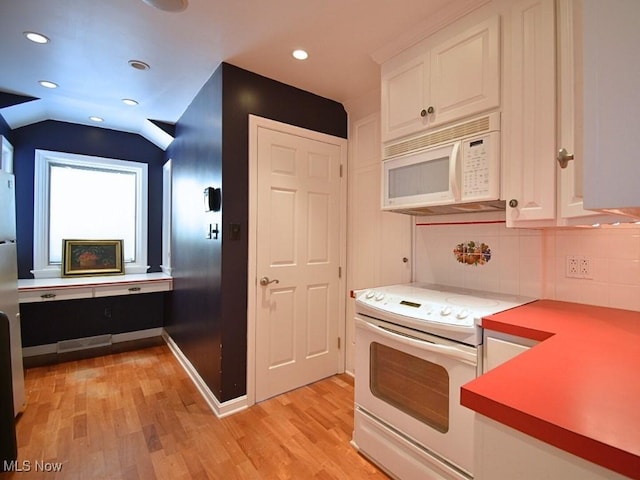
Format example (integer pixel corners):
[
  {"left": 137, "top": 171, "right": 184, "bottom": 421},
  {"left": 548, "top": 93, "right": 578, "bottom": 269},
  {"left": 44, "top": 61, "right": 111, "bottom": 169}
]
[
  {"left": 478, "top": 329, "right": 630, "bottom": 479},
  {"left": 19, "top": 292, "right": 165, "bottom": 348},
  {"left": 482, "top": 329, "right": 538, "bottom": 374},
  {"left": 474, "top": 415, "right": 630, "bottom": 480}
]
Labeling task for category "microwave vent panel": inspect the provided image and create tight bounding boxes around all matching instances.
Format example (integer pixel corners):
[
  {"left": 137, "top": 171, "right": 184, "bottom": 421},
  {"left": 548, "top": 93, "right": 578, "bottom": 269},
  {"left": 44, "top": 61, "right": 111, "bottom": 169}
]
[{"left": 384, "top": 115, "right": 491, "bottom": 159}]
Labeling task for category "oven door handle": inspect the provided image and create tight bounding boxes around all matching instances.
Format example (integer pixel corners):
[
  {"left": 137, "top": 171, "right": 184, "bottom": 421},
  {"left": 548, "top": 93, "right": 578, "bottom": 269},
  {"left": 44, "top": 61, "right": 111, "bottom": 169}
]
[{"left": 355, "top": 317, "right": 477, "bottom": 366}]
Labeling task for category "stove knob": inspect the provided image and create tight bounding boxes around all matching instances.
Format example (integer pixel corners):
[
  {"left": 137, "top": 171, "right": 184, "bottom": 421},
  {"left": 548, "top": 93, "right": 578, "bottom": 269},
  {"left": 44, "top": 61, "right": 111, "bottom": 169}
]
[
  {"left": 375, "top": 292, "right": 385, "bottom": 301},
  {"left": 365, "top": 290, "right": 375, "bottom": 299},
  {"left": 440, "top": 306, "right": 452, "bottom": 316},
  {"left": 457, "top": 309, "right": 470, "bottom": 320}
]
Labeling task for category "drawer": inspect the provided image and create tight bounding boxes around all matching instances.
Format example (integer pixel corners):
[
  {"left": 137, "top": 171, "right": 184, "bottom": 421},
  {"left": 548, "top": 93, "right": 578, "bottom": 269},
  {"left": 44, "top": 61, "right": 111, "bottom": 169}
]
[
  {"left": 93, "top": 280, "right": 171, "bottom": 298},
  {"left": 19, "top": 287, "right": 93, "bottom": 303}
]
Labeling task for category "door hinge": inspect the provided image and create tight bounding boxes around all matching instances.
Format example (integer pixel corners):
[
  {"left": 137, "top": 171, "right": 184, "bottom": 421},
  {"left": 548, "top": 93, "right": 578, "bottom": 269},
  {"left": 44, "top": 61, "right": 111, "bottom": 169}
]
[
  {"left": 338, "top": 266, "right": 342, "bottom": 278},
  {"left": 340, "top": 164, "right": 343, "bottom": 177},
  {"left": 338, "top": 337, "right": 341, "bottom": 349}
]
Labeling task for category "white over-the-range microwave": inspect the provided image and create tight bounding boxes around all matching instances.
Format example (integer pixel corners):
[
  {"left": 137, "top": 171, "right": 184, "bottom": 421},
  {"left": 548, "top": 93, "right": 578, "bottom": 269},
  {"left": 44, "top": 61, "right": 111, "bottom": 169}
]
[{"left": 382, "top": 112, "right": 504, "bottom": 215}]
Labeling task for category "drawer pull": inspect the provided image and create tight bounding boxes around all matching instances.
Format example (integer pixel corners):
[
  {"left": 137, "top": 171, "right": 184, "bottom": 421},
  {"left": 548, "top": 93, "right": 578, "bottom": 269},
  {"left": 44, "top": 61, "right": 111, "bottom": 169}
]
[
  {"left": 41, "top": 293, "right": 57, "bottom": 299},
  {"left": 128, "top": 287, "right": 142, "bottom": 292}
]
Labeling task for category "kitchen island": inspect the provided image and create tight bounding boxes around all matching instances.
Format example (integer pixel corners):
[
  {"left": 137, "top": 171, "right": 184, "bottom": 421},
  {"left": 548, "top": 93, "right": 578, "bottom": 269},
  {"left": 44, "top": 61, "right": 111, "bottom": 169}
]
[{"left": 461, "top": 300, "right": 640, "bottom": 479}]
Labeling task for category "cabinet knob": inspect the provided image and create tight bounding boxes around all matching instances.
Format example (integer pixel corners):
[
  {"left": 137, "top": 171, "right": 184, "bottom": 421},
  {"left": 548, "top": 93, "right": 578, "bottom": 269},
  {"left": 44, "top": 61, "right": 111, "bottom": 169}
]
[
  {"left": 402, "top": 257, "right": 409, "bottom": 263},
  {"left": 509, "top": 199, "right": 519, "bottom": 208},
  {"left": 420, "top": 106, "right": 435, "bottom": 117},
  {"left": 557, "top": 148, "right": 575, "bottom": 169}
]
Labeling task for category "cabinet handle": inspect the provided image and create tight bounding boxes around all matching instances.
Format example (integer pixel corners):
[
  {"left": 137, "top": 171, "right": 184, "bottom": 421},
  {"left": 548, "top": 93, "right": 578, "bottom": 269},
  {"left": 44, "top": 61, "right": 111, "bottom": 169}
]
[
  {"left": 509, "top": 199, "right": 519, "bottom": 208},
  {"left": 420, "top": 106, "right": 435, "bottom": 117},
  {"left": 557, "top": 148, "right": 575, "bottom": 169},
  {"left": 128, "top": 287, "right": 141, "bottom": 292},
  {"left": 41, "top": 293, "right": 56, "bottom": 299}
]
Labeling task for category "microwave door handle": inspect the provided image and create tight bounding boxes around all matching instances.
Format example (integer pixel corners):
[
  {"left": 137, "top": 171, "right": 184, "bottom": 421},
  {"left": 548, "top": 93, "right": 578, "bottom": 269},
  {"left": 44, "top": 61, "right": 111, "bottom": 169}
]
[
  {"left": 450, "top": 142, "right": 461, "bottom": 201},
  {"left": 355, "top": 317, "right": 477, "bottom": 366}
]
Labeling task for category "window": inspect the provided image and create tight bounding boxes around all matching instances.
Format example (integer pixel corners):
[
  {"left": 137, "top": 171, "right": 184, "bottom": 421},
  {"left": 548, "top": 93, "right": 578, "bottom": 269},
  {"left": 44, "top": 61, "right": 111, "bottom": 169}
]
[
  {"left": 1, "top": 136, "right": 13, "bottom": 173},
  {"left": 33, "top": 150, "right": 148, "bottom": 278},
  {"left": 161, "top": 159, "right": 172, "bottom": 274}
]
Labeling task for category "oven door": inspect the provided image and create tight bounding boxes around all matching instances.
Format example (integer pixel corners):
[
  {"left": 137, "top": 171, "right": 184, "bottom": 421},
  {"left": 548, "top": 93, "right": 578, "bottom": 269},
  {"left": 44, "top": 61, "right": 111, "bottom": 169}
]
[{"left": 354, "top": 315, "right": 477, "bottom": 476}]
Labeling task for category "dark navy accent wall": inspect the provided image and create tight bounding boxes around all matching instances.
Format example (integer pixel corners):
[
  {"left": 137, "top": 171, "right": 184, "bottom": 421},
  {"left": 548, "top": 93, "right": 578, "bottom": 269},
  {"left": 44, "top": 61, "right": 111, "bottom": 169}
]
[
  {"left": 166, "top": 62, "right": 346, "bottom": 403},
  {"left": 0, "top": 114, "right": 11, "bottom": 142},
  {"left": 165, "top": 70, "right": 224, "bottom": 398},
  {"left": 11, "top": 121, "right": 165, "bottom": 278}
]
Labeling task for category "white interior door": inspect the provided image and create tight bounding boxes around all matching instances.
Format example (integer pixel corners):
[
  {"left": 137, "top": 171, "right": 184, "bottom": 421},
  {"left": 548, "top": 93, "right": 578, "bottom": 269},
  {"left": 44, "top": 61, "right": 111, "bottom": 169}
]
[{"left": 251, "top": 118, "right": 346, "bottom": 403}]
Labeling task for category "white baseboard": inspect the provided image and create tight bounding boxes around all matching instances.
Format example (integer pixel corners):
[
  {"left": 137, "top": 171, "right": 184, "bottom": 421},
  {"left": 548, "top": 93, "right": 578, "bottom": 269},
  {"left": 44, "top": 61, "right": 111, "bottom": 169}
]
[{"left": 162, "top": 331, "right": 248, "bottom": 418}]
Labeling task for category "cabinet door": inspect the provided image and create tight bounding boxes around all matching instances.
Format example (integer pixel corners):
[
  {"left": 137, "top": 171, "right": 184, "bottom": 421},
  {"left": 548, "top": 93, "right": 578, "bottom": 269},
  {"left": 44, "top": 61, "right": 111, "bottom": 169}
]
[
  {"left": 347, "top": 114, "right": 412, "bottom": 373},
  {"left": 582, "top": 0, "right": 640, "bottom": 216},
  {"left": 504, "top": 0, "right": 557, "bottom": 227},
  {"left": 557, "top": 0, "right": 589, "bottom": 220},
  {"left": 381, "top": 53, "right": 430, "bottom": 142},
  {"left": 483, "top": 336, "right": 531, "bottom": 373},
  {"left": 430, "top": 16, "right": 500, "bottom": 128}
]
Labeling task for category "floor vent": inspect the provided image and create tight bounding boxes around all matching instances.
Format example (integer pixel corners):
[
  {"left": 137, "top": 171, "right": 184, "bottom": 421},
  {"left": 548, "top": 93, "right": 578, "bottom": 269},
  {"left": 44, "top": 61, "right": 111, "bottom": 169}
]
[{"left": 57, "top": 334, "right": 113, "bottom": 353}]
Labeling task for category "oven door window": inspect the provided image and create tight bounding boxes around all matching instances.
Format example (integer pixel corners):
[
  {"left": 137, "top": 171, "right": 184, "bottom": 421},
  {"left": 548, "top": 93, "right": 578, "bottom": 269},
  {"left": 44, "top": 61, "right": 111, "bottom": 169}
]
[{"left": 370, "top": 342, "right": 449, "bottom": 433}]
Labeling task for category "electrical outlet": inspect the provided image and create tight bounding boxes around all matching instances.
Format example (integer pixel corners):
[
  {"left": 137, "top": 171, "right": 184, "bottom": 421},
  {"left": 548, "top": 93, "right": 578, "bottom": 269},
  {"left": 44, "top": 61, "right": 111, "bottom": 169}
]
[
  {"left": 579, "top": 256, "right": 592, "bottom": 279},
  {"left": 566, "top": 255, "right": 592, "bottom": 279},
  {"left": 566, "top": 255, "right": 579, "bottom": 278}
]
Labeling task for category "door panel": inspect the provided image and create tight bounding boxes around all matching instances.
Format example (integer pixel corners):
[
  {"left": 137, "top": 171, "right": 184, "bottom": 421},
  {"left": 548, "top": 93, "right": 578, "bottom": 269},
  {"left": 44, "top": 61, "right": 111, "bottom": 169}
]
[{"left": 255, "top": 126, "right": 343, "bottom": 402}]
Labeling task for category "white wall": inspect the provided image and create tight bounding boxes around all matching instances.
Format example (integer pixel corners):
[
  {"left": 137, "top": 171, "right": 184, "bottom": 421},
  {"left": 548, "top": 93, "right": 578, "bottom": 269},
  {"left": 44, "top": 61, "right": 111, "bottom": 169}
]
[
  {"left": 543, "top": 224, "right": 640, "bottom": 311},
  {"left": 414, "top": 218, "right": 640, "bottom": 312},
  {"left": 414, "top": 217, "right": 543, "bottom": 298}
]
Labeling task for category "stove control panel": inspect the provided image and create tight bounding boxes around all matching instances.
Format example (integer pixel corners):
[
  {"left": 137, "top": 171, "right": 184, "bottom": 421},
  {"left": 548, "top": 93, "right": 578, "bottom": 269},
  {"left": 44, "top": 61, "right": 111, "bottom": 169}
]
[{"left": 358, "top": 289, "right": 475, "bottom": 327}]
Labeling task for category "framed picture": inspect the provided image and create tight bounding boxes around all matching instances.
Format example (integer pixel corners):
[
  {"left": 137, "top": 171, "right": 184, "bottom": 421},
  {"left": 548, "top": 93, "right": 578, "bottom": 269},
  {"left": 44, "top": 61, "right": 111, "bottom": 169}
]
[{"left": 62, "top": 239, "right": 124, "bottom": 277}]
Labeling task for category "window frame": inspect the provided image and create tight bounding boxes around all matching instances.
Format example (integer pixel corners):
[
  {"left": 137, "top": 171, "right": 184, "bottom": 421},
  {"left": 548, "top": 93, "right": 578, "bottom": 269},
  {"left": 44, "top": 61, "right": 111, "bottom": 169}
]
[
  {"left": 161, "top": 158, "right": 172, "bottom": 275},
  {"left": 1, "top": 136, "right": 13, "bottom": 173},
  {"left": 33, "top": 149, "right": 148, "bottom": 278}
]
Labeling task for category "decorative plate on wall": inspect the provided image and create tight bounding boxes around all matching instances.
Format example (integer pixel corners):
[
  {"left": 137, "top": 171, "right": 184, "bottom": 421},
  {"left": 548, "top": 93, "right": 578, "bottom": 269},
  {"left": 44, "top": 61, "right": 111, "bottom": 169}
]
[{"left": 453, "top": 241, "right": 491, "bottom": 266}]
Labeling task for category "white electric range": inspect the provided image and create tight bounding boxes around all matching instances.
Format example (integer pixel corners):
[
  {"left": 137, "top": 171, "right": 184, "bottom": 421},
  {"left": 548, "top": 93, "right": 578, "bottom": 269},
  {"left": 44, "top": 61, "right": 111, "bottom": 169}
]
[{"left": 353, "top": 283, "right": 535, "bottom": 480}]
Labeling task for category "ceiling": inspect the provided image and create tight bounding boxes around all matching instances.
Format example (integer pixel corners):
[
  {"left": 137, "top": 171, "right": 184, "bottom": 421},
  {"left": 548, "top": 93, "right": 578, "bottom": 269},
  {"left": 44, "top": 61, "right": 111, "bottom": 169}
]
[{"left": 0, "top": 0, "right": 481, "bottom": 149}]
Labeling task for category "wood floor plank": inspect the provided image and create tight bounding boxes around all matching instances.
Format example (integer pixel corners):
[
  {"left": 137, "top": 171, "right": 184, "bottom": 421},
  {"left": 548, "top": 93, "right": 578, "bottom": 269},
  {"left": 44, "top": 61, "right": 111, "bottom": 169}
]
[{"left": 8, "top": 344, "right": 389, "bottom": 479}]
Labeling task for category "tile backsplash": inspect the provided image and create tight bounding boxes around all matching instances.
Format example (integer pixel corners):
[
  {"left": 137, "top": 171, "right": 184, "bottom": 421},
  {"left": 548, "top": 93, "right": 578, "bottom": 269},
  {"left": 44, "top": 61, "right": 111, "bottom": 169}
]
[{"left": 414, "top": 220, "right": 640, "bottom": 312}]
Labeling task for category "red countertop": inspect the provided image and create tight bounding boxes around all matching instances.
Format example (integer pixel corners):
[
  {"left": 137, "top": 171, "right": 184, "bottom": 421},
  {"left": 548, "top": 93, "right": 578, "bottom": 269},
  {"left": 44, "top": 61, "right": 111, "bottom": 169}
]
[{"left": 461, "top": 299, "right": 640, "bottom": 480}]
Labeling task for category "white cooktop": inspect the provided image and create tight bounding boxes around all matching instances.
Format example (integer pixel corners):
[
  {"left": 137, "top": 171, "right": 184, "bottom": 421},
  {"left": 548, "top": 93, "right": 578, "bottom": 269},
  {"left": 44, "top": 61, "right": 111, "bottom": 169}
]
[{"left": 355, "top": 283, "right": 536, "bottom": 345}]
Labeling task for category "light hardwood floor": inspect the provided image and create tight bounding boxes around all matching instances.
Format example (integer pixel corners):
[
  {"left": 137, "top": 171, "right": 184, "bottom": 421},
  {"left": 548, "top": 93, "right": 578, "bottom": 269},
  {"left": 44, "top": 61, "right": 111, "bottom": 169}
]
[{"left": 6, "top": 344, "right": 389, "bottom": 479}]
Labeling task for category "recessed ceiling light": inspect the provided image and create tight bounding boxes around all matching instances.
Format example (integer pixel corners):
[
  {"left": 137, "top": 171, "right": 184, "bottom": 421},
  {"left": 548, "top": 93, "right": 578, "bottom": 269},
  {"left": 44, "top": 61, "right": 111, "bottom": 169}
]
[
  {"left": 122, "top": 98, "right": 139, "bottom": 106},
  {"left": 128, "top": 60, "right": 150, "bottom": 71},
  {"left": 89, "top": 116, "right": 104, "bottom": 123},
  {"left": 292, "top": 49, "right": 309, "bottom": 60},
  {"left": 24, "top": 31, "right": 49, "bottom": 44},
  {"left": 141, "top": 0, "right": 188, "bottom": 12},
  {"left": 38, "top": 80, "right": 58, "bottom": 89}
]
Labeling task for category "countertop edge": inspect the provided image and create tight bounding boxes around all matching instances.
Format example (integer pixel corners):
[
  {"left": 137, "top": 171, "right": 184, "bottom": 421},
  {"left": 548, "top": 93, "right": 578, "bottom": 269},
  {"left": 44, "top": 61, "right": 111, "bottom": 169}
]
[
  {"left": 462, "top": 299, "right": 640, "bottom": 480},
  {"left": 461, "top": 386, "right": 640, "bottom": 479}
]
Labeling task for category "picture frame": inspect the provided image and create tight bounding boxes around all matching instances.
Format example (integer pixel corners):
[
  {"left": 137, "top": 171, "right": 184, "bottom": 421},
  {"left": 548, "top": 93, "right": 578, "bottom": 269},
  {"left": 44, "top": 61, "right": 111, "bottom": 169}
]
[{"left": 62, "top": 239, "right": 124, "bottom": 277}]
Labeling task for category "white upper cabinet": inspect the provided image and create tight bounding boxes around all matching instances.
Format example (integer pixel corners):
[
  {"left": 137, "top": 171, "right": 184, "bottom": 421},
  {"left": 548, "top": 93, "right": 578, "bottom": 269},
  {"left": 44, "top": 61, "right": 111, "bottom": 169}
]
[
  {"left": 381, "top": 16, "right": 500, "bottom": 143},
  {"left": 430, "top": 16, "right": 500, "bottom": 130},
  {"left": 505, "top": 0, "right": 638, "bottom": 227},
  {"left": 503, "top": 0, "right": 557, "bottom": 226},
  {"left": 381, "top": 53, "right": 431, "bottom": 142},
  {"left": 581, "top": 0, "right": 640, "bottom": 218}
]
